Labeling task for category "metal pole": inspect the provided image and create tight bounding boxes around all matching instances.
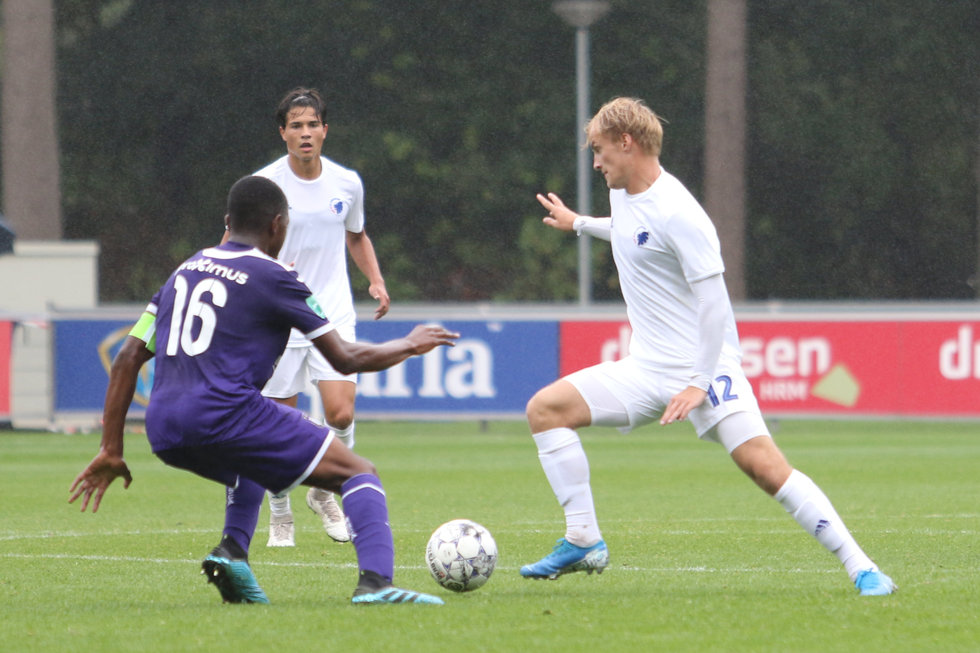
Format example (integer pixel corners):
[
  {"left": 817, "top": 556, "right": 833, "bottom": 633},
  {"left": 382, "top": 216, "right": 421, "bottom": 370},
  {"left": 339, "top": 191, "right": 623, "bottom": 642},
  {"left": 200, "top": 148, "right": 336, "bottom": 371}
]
[
  {"left": 576, "top": 26, "right": 592, "bottom": 306},
  {"left": 553, "top": 1, "right": 609, "bottom": 306}
]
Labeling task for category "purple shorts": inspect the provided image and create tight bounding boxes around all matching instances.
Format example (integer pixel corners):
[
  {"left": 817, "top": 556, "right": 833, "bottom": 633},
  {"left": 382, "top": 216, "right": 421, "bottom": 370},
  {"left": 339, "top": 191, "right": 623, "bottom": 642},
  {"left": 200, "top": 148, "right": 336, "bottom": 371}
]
[{"left": 153, "top": 398, "right": 332, "bottom": 495}]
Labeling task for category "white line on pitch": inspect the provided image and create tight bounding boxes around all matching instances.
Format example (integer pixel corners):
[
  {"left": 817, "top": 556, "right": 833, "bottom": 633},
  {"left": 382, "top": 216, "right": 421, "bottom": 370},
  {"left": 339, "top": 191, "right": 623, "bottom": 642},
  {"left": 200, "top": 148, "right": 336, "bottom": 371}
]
[{"left": 0, "top": 552, "right": 847, "bottom": 574}]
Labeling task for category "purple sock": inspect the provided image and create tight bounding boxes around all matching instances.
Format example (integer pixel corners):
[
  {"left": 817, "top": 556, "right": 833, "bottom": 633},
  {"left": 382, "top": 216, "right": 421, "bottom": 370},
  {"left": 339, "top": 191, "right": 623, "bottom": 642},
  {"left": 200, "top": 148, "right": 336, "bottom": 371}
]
[
  {"left": 223, "top": 477, "right": 264, "bottom": 555},
  {"left": 341, "top": 473, "right": 395, "bottom": 583}
]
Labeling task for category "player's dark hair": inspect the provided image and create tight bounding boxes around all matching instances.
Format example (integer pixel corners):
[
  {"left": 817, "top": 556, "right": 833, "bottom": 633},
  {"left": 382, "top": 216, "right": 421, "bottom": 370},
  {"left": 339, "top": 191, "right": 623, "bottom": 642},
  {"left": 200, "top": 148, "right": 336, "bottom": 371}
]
[
  {"left": 275, "top": 87, "right": 327, "bottom": 128},
  {"left": 226, "top": 176, "right": 288, "bottom": 233}
]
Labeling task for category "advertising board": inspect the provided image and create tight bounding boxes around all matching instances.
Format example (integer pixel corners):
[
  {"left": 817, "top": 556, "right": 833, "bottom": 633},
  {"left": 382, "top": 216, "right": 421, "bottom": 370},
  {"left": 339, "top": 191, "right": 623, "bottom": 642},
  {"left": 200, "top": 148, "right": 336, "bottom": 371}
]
[
  {"left": 53, "top": 319, "right": 557, "bottom": 418},
  {"left": 561, "top": 319, "right": 980, "bottom": 417}
]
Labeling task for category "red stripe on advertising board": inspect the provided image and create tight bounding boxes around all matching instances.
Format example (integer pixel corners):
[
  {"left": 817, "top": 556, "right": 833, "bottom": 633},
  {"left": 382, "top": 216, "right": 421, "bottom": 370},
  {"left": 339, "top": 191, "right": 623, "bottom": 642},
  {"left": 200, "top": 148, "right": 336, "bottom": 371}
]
[{"left": 560, "top": 320, "right": 980, "bottom": 417}]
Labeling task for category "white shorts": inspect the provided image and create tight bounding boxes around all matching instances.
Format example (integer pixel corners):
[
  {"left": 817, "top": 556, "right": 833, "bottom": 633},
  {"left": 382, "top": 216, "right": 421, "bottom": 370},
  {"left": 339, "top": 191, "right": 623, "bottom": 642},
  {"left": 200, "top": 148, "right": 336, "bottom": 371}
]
[
  {"left": 565, "top": 355, "right": 770, "bottom": 453},
  {"left": 262, "top": 324, "right": 357, "bottom": 398}
]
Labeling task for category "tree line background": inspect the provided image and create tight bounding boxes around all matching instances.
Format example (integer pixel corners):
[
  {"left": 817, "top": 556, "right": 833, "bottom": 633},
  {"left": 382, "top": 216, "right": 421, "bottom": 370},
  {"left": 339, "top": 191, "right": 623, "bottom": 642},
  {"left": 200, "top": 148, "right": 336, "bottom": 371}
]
[{"left": 38, "top": 0, "right": 980, "bottom": 303}]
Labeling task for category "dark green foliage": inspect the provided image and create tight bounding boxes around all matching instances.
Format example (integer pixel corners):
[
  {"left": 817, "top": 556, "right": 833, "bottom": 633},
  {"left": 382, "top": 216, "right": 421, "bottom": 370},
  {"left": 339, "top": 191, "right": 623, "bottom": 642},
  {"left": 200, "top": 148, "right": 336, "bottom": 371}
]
[
  {"left": 748, "top": 1, "right": 979, "bottom": 298},
  {"left": 52, "top": 1, "right": 979, "bottom": 301}
]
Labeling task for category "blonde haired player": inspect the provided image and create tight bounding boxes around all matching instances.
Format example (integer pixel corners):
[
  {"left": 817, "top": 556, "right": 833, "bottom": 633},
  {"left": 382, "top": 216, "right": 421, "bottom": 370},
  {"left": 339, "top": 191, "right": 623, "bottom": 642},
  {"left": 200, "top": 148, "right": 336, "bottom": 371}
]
[{"left": 521, "top": 97, "right": 895, "bottom": 596}]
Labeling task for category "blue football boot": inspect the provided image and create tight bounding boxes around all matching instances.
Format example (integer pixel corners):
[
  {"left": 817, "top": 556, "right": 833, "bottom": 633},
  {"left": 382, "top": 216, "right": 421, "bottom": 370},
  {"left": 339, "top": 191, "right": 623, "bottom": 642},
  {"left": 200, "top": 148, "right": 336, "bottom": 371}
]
[{"left": 520, "top": 538, "right": 609, "bottom": 580}]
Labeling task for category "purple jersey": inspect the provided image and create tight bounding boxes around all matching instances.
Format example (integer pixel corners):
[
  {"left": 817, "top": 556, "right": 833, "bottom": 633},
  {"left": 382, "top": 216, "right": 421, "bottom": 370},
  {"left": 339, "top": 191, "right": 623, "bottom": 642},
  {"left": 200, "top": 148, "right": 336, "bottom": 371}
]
[{"left": 144, "top": 242, "right": 332, "bottom": 451}]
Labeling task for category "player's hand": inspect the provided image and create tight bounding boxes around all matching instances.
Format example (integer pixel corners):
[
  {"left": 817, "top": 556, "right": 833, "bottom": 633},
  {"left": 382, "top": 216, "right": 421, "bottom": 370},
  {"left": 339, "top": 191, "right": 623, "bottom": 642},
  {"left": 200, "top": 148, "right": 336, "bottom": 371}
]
[
  {"left": 370, "top": 282, "right": 390, "bottom": 320},
  {"left": 407, "top": 324, "right": 459, "bottom": 354},
  {"left": 536, "top": 192, "right": 580, "bottom": 231},
  {"left": 69, "top": 450, "right": 133, "bottom": 513},
  {"left": 660, "top": 386, "right": 708, "bottom": 425}
]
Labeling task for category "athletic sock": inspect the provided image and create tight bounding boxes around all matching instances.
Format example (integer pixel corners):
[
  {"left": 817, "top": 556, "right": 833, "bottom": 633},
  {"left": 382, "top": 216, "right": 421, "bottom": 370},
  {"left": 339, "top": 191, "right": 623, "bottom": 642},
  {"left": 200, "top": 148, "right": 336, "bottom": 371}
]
[
  {"left": 355, "top": 569, "right": 390, "bottom": 594},
  {"left": 222, "top": 478, "right": 263, "bottom": 555},
  {"left": 308, "top": 487, "right": 331, "bottom": 503},
  {"left": 268, "top": 491, "right": 292, "bottom": 519},
  {"left": 532, "top": 427, "right": 602, "bottom": 547},
  {"left": 342, "top": 473, "right": 395, "bottom": 583},
  {"left": 329, "top": 421, "right": 356, "bottom": 450},
  {"left": 311, "top": 422, "right": 355, "bottom": 506},
  {"left": 216, "top": 533, "right": 247, "bottom": 560},
  {"left": 774, "top": 469, "right": 876, "bottom": 580}
]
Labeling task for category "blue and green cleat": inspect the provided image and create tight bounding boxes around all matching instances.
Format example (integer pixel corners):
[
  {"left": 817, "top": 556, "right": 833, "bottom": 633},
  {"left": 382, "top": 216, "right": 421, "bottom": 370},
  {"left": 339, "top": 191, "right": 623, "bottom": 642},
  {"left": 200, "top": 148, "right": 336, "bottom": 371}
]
[
  {"left": 520, "top": 538, "right": 609, "bottom": 580},
  {"left": 201, "top": 539, "right": 269, "bottom": 604},
  {"left": 351, "top": 587, "right": 445, "bottom": 605},
  {"left": 351, "top": 570, "right": 444, "bottom": 605},
  {"left": 854, "top": 569, "right": 896, "bottom": 596}
]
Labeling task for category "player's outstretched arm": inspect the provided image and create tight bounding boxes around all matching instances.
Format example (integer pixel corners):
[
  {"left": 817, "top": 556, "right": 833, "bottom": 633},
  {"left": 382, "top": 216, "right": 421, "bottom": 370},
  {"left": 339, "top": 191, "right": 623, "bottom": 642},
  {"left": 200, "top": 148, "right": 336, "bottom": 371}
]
[
  {"left": 537, "top": 192, "right": 612, "bottom": 240},
  {"left": 312, "top": 324, "right": 458, "bottom": 375},
  {"left": 536, "top": 192, "right": 579, "bottom": 231},
  {"left": 69, "top": 335, "right": 152, "bottom": 512},
  {"left": 69, "top": 450, "right": 133, "bottom": 513}
]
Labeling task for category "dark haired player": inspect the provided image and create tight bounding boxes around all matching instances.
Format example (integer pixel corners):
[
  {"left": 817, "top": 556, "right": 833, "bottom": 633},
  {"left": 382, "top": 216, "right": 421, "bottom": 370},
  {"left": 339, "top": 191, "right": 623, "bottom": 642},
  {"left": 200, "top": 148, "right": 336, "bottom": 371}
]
[
  {"left": 254, "top": 87, "right": 389, "bottom": 547},
  {"left": 71, "top": 175, "right": 458, "bottom": 605}
]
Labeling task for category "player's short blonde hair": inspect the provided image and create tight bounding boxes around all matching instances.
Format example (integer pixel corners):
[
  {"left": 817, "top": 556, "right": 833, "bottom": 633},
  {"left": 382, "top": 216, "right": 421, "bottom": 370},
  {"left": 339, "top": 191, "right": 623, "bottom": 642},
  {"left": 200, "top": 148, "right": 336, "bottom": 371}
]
[{"left": 586, "top": 97, "right": 663, "bottom": 156}]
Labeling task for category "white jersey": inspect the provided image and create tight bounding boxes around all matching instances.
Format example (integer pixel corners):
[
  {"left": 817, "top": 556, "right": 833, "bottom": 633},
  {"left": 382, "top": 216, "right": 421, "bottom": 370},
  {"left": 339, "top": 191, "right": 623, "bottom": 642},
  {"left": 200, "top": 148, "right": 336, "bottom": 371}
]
[
  {"left": 255, "top": 155, "right": 364, "bottom": 346},
  {"left": 609, "top": 168, "right": 742, "bottom": 371}
]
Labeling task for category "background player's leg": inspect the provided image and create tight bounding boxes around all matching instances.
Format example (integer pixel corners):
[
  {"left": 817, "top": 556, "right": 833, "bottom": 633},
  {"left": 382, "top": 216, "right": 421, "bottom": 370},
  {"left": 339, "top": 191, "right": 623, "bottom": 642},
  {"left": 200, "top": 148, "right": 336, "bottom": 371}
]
[
  {"left": 306, "top": 380, "right": 355, "bottom": 542},
  {"left": 320, "top": 379, "right": 356, "bottom": 447},
  {"left": 265, "top": 394, "right": 300, "bottom": 546}
]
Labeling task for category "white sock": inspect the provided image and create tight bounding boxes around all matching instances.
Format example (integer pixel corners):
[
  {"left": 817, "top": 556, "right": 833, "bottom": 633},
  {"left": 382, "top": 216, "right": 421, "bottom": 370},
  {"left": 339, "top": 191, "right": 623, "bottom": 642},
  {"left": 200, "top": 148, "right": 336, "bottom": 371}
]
[
  {"left": 532, "top": 427, "right": 602, "bottom": 547},
  {"left": 774, "top": 469, "right": 876, "bottom": 580},
  {"left": 299, "top": 422, "right": 354, "bottom": 506},
  {"left": 268, "top": 491, "right": 292, "bottom": 519},
  {"left": 329, "top": 421, "right": 355, "bottom": 450},
  {"left": 308, "top": 487, "right": 331, "bottom": 502}
]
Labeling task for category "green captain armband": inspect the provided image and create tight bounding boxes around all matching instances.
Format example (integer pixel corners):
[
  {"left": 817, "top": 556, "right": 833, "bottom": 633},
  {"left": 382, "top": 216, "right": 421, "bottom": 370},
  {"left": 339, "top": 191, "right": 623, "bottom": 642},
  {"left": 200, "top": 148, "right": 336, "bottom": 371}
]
[{"left": 128, "top": 311, "right": 158, "bottom": 354}]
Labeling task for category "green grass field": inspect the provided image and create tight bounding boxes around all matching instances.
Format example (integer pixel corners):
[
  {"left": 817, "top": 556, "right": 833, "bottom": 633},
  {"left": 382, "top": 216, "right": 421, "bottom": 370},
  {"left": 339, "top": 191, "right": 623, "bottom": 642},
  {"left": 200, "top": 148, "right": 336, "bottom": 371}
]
[{"left": 1, "top": 420, "right": 978, "bottom": 652}]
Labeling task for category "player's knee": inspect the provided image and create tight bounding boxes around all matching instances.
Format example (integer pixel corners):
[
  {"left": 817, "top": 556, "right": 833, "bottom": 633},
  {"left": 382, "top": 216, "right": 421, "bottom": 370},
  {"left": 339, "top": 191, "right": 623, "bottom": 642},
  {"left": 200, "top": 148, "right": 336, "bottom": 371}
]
[
  {"left": 347, "top": 452, "right": 378, "bottom": 477},
  {"left": 326, "top": 409, "right": 354, "bottom": 430},
  {"left": 526, "top": 390, "right": 562, "bottom": 432},
  {"left": 351, "top": 457, "right": 377, "bottom": 478},
  {"left": 525, "top": 391, "right": 545, "bottom": 423}
]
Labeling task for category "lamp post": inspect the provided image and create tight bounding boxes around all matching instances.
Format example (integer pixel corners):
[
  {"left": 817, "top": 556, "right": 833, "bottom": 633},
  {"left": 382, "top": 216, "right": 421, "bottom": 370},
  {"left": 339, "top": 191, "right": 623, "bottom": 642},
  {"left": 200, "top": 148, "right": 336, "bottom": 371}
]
[{"left": 553, "top": 0, "right": 610, "bottom": 306}]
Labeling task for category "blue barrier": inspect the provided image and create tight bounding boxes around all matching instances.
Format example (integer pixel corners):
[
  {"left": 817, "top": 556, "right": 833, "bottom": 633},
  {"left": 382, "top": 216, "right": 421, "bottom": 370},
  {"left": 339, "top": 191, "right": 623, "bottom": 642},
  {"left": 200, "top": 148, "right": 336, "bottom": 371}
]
[{"left": 53, "top": 319, "right": 558, "bottom": 419}]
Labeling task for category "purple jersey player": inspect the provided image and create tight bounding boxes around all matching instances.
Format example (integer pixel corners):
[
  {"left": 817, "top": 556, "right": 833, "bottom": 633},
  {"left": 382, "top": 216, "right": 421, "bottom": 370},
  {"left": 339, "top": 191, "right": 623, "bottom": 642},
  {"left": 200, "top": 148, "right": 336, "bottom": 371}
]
[
  {"left": 70, "top": 176, "right": 459, "bottom": 606},
  {"left": 145, "top": 240, "right": 343, "bottom": 491}
]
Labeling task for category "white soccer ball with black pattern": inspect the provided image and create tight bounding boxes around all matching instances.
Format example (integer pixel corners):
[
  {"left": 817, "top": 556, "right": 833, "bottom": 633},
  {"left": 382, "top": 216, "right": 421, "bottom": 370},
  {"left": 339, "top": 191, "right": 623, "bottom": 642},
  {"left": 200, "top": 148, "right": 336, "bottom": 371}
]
[{"left": 425, "top": 519, "right": 497, "bottom": 592}]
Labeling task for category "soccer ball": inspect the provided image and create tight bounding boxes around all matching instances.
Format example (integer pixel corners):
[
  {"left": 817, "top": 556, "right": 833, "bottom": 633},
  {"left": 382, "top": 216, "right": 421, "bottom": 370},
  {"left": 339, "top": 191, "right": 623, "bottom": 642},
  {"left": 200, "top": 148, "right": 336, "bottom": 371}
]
[{"left": 425, "top": 519, "right": 497, "bottom": 592}]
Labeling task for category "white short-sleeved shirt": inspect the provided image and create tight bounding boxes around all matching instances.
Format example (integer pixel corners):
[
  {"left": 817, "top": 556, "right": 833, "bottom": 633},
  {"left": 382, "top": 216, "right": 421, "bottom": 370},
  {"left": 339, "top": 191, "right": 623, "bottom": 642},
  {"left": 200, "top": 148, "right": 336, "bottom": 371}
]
[
  {"left": 255, "top": 155, "right": 365, "bottom": 347},
  {"left": 610, "top": 169, "right": 742, "bottom": 370}
]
